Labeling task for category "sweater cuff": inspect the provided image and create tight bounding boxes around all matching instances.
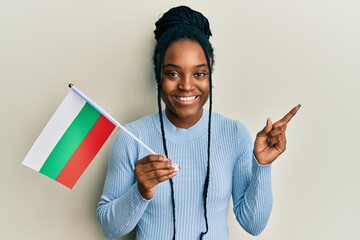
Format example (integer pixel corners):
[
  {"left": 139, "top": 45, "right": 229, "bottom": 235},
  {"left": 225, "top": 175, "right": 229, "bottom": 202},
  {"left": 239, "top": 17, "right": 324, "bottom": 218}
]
[
  {"left": 113, "top": 183, "right": 151, "bottom": 216},
  {"left": 134, "top": 183, "right": 153, "bottom": 202},
  {"left": 253, "top": 153, "right": 272, "bottom": 168},
  {"left": 252, "top": 154, "right": 272, "bottom": 178},
  {"left": 131, "top": 183, "right": 152, "bottom": 203}
]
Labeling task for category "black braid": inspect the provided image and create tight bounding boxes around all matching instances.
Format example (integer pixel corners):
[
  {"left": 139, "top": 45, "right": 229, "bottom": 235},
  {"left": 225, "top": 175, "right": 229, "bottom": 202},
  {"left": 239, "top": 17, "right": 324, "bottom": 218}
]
[
  {"left": 156, "top": 48, "right": 177, "bottom": 240},
  {"left": 199, "top": 46, "right": 213, "bottom": 240},
  {"left": 154, "top": 6, "right": 212, "bottom": 41},
  {"left": 153, "top": 6, "right": 215, "bottom": 240}
]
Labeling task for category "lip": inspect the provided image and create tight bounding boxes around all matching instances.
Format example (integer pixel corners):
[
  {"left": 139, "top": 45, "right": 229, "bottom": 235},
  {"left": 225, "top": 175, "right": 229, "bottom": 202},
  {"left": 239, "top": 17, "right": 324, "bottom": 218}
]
[{"left": 172, "top": 95, "right": 199, "bottom": 105}]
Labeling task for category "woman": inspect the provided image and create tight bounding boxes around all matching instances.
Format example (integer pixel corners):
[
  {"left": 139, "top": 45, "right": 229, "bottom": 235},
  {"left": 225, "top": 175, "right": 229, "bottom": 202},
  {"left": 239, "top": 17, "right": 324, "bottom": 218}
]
[{"left": 96, "top": 6, "right": 300, "bottom": 240}]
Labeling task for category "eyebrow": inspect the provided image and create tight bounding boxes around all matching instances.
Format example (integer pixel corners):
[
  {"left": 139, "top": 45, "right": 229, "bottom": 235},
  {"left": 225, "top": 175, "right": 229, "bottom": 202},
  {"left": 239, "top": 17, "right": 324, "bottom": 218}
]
[{"left": 163, "top": 63, "right": 208, "bottom": 69}]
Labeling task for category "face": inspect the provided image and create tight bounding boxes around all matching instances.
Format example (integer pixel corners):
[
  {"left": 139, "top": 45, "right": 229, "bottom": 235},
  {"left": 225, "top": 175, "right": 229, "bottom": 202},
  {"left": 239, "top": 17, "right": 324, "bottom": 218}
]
[{"left": 161, "top": 39, "right": 210, "bottom": 128}]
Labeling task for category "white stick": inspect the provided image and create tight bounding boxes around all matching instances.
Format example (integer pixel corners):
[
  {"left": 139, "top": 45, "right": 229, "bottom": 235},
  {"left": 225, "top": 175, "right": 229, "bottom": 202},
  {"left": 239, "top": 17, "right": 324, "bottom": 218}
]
[{"left": 69, "top": 84, "right": 156, "bottom": 155}]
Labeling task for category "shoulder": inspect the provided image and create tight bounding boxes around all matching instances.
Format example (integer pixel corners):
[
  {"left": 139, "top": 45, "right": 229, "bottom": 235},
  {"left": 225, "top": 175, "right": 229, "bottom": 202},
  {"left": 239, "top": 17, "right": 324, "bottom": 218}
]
[
  {"left": 211, "top": 112, "right": 249, "bottom": 135},
  {"left": 113, "top": 113, "right": 159, "bottom": 146},
  {"left": 110, "top": 113, "right": 160, "bottom": 159},
  {"left": 210, "top": 112, "right": 254, "bottom": 157},
  {"left": 125, "top": 113, "right": 159, "bottom": 132},
  {"left": 210, "top": 112, "right": 253, "bottom": 149}
]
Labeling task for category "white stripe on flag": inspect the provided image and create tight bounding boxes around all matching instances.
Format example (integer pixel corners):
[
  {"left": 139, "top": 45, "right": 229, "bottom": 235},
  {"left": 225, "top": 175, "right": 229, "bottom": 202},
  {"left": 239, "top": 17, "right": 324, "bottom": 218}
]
[{"left": 22, "top": 91, "right": 86, "bottom": 171}]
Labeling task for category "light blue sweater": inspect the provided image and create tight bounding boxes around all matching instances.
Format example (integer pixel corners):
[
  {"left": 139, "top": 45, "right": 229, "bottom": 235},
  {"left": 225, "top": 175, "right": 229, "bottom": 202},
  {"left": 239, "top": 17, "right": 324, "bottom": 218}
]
[{"left": 96, "top": 111, "right": 273, "bottom": 240}]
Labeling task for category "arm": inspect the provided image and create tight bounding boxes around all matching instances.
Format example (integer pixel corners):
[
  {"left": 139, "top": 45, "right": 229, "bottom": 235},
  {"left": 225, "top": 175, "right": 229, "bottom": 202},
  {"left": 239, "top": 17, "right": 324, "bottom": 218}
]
[
  {"left": 232, "top": 126, "right": 273, "bottom": 236},
  {"left": 96, "top": 128, "right": 177, "bottom": 239},
  {"left": 233, "top": 104, "right": 301, "bottom": 235},
  {"left": 96, "top": 130, "right": 150, "bottom": 239}
]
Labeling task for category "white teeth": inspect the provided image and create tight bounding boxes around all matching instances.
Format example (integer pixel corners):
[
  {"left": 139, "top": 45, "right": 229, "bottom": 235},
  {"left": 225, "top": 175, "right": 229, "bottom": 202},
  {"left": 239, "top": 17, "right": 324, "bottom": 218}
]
[{"left": 176, "top": 96, "right": 196, "bottom": 101}]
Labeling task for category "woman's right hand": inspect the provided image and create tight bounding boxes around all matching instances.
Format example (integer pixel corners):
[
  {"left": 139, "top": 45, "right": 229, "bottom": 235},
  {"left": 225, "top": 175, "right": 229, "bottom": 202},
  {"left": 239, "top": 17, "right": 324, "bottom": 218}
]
[{"left": 134, "top": 155, "right": 178, "bottom": 200}]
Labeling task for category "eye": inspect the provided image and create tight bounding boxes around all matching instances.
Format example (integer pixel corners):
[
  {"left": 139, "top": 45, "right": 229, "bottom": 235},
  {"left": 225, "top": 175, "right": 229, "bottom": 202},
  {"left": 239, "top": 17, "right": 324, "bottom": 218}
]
[
  {"left": 164, "top": 71, "right": 180, "bottom": 79},
  {"left": 195, "top": 72, "right": 208, "bottom": 79}
]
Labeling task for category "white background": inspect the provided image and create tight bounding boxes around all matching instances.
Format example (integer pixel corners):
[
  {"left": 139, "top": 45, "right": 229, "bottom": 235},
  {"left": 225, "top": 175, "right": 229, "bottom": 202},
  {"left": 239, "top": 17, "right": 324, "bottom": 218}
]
[{"left": 1, "top": 0, "right": 359, "bottom": 239}]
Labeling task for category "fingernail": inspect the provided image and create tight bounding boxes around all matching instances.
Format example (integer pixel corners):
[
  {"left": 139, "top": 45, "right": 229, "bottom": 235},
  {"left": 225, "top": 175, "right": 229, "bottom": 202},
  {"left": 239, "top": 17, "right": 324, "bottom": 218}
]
[
  {"left": 267, "top": 117, "right": 271, "bottom": 122},
  {"left": 297, "top": 104, "right": 301, "bottom": 108},
  {"left": 172, "top": 164, "right": 180, "bottom": 172}
]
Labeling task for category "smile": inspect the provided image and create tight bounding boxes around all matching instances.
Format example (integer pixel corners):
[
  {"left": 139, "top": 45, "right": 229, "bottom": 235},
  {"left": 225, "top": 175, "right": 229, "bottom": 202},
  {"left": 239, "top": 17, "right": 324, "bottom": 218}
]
[
  {"left": 175, "top": 96, "right": 197, "bottom": 101},
  {"left": 173, "top": 96, "right": 199, "bottom": 105}
]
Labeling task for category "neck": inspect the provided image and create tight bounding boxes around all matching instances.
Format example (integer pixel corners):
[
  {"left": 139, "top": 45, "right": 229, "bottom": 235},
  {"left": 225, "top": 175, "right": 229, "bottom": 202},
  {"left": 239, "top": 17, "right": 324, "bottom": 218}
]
[{"left": 165, "top": 108, "right": 203, "bottom": 129}]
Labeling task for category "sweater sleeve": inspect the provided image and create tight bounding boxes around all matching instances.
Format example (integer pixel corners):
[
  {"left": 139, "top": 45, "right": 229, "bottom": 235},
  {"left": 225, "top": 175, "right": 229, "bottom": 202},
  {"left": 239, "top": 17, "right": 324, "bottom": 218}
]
[
  {"left": 96, "top": 129, "right": 151, "bottom": 239},
  {"left": 232, "top": 123, "right": 273, "bottom": 236}
]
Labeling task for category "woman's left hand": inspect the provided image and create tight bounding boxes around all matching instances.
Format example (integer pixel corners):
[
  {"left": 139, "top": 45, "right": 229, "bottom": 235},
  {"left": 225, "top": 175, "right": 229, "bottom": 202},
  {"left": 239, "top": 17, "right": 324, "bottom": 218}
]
[{"left": 254, "top": 104, "right": 301, "bottom": 165}]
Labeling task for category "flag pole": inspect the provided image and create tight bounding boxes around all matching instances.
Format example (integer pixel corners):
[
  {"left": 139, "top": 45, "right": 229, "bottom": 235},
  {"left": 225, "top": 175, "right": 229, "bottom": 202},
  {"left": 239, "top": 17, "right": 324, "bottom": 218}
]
[{"left": 68, "top": 83, "right": 156, "bottom": 155}]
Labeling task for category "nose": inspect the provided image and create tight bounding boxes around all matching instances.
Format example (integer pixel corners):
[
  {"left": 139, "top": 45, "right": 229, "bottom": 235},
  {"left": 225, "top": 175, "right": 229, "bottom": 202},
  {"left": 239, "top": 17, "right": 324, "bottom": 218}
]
[{"left": 178, "top": 74, "right": 195, "bottom": 91}]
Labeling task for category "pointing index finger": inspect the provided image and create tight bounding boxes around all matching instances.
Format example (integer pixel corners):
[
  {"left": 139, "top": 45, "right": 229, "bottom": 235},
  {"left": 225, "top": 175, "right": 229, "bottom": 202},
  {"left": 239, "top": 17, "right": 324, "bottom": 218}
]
[{"left": 282, "top": 104, "right": 301, "bottom": 124}]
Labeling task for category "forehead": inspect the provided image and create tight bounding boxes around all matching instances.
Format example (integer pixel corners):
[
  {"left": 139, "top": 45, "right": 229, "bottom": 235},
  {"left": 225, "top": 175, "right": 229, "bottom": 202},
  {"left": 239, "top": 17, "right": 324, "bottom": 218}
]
[{"left": 163, "top": 39, "right": 207, "bottom": 66}]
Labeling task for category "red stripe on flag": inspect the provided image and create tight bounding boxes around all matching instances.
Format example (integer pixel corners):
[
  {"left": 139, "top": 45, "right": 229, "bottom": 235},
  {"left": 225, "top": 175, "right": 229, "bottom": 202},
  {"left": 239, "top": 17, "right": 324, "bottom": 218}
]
[{"left": 56, "top": 115, "right": 115, "bottom": 188}]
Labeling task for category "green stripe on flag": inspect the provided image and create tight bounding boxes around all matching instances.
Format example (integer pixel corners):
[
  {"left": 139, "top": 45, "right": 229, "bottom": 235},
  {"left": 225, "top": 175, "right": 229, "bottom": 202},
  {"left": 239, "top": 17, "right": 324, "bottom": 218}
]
[{"left": 39, "top": 103, "right": 100, "bottom": 179}]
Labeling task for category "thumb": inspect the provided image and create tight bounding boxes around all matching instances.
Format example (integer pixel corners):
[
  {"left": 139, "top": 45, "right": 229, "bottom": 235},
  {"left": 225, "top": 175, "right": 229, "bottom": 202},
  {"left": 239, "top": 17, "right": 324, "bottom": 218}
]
[{"left": 258, "top": 117, "right": 273, "bottom": 137}]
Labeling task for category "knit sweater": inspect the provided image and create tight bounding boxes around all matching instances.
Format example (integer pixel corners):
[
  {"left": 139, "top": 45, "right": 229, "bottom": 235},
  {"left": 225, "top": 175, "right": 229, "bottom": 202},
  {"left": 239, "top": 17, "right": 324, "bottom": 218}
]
[{"left": 96, "top": 111, "right": 273, "bottom": 240}]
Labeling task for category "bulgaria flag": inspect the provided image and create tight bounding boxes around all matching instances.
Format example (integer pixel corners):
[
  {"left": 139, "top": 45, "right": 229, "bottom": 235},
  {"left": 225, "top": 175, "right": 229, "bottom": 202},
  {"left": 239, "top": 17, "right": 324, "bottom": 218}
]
[{"left": 22, "top": 85, "right": 116, "bottom": 189}]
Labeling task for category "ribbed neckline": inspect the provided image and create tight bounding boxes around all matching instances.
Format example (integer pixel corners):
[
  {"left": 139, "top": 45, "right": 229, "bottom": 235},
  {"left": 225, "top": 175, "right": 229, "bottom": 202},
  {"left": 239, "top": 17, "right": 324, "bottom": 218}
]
[{"left": 153, "top": 110, "right": 209, "bottom": 143}]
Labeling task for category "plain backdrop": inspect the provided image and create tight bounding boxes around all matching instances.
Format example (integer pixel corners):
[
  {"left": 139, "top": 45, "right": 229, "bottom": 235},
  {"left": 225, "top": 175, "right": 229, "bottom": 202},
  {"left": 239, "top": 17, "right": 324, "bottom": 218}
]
[{"left": 1, "top": 0, "right": 359, "bottom": 239}]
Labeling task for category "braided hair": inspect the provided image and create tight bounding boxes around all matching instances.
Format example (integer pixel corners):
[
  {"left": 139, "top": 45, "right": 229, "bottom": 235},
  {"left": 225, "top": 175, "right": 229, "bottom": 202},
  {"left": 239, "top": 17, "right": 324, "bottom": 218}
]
[{"left": 153, "top": 6, "right": 214, "bottom": 240}]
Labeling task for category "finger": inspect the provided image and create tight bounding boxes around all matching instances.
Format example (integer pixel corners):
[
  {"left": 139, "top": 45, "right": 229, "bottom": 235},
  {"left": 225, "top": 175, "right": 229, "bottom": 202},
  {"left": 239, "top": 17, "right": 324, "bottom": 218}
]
[
  {"left": 272, "top": 105, "right": 301, "bottom": 129},
  {"left": 257, "top": 117, "right": 273, "bottom": 137},
  {"left": 141, "top": 161, "right": 174, "bottom": 173},
  {"left": 158, "top": 172, "right": 177, "bottom": 181},
  {"left": 268, "top": 132, "right": 286, "bottom": 144},
  {"left": 281, "top": 104, "right": 301, "bottom": 124},
  {"left": 137, "top": 155, "right": 168, "bottom": 165},
  {"left": 141, "top": 168, "right": 178, "bottom": 182},
  {"left": 153, "top": 171, "right": 178, "bottom": 182},
  {"left": 147, "top": 169, "right": 176, "bottom": 180},
  {"left": 268, "top": 135, "right": 287, "bottom": 150},
  {"left": 144, "top": 171, "right": 177, "bottom": 188},
  {"left": 268, "top": 125, "right": 286, "bottom": 138}
]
